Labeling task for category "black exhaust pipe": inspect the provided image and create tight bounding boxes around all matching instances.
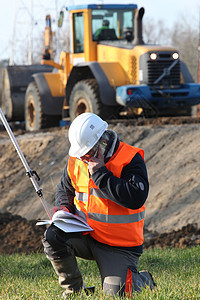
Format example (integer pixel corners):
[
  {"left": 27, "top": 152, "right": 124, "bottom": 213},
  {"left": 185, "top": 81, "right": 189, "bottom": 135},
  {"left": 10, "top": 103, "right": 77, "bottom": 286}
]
[{"left": 133, "top": 7, "right": 145, "bottom": 45}]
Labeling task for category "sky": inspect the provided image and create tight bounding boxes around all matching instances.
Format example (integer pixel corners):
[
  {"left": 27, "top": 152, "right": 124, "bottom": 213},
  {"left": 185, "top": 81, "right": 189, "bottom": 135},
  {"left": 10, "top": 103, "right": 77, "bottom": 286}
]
[{"left": 0, "top": 0, "right": 200, "bottom": 62}]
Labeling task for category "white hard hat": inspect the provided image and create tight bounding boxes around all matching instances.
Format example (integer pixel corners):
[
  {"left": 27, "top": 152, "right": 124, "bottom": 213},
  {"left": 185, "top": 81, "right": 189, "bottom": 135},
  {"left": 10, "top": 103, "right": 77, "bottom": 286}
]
[{"left": 68, "top": 113, "right": 108, "bottom": 158}]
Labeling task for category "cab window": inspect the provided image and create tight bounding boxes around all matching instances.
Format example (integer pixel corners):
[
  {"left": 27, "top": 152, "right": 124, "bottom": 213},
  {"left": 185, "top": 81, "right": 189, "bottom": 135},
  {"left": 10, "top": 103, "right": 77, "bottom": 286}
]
[
  {"left": 73, "top": 12, "right": 84, "bottom": 53},
  {"left": 92, "top": 9, "right": 134, "bottom": 41}
]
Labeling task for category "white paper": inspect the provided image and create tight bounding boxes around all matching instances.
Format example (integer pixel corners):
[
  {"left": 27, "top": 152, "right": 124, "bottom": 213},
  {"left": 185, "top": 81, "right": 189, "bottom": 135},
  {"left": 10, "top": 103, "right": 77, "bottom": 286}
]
[{"left": 36, "top": 210, "right": 93, "bottom": 233}]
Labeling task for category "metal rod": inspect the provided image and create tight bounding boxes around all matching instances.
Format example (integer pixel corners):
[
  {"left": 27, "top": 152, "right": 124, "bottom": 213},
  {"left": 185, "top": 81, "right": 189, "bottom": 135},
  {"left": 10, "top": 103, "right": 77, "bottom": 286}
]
[{"left": 0, "top": 108, "right": 52, "bottom": 219}]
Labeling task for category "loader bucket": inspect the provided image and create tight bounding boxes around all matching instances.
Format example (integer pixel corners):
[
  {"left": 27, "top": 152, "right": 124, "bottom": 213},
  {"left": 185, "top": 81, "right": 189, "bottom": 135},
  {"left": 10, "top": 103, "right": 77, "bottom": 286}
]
[{"left": 0, "top": 64, "right": 53, "bottom": 121}]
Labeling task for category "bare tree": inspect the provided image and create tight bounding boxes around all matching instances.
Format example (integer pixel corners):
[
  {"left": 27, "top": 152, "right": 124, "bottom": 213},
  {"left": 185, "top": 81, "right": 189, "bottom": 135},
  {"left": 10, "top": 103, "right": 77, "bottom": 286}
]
[
  {"left": 170, "top": 14, "right": 199, "bottom": 81},
  {"left": 143, "top": 17, "right": 171, "bottom": 45}
]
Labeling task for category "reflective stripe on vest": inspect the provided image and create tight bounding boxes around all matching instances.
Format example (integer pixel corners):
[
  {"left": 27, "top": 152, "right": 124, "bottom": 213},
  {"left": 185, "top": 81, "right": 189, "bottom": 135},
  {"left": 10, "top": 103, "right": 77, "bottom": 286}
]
[
  {"left": 88, "top": 210, "right": 145, "bottom": 224},
  {"left": 90, "top": 188, "right": 106, "bottom": 199},
  {"left": 75, "top": 191, "right": 88, "bottom": 202}
]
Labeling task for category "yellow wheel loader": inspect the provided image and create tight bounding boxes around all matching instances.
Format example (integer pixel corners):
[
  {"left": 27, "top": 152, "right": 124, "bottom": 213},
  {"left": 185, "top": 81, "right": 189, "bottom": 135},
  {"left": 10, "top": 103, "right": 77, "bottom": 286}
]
[{"left": 2, "top": 4, "right": 200, "bottom": 131}]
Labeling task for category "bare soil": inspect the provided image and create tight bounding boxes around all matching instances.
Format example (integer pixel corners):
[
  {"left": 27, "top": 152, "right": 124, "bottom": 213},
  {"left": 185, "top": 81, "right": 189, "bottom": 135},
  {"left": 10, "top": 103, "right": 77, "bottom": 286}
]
[{"left": 0, "top": 117, "right": 200, "bottom": 254}]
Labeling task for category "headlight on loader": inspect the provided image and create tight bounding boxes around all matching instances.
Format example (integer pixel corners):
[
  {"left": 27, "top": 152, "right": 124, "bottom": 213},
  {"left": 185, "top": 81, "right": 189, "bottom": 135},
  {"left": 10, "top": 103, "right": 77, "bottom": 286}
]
[
  {"left": 172, "top": 52, "right": 179, "bottom": 60},
  {"left": 150, "top": 53, "right": 157, "bottom": 60}
]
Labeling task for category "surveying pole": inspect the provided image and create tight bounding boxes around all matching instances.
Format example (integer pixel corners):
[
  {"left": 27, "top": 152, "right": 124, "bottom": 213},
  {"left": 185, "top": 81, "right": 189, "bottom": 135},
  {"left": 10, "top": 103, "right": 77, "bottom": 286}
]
[
  {"left": 198, "top": 10, "right": 200, "bottom": 84},
  {"left": 0, "top": 108, "right": 52, "bottom": 219}
]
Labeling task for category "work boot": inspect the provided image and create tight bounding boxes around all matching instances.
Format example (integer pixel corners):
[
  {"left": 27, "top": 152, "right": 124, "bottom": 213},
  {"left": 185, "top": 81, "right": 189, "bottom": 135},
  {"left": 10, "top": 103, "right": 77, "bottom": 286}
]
[
  {"left": 132, "top": 270, "right": 156, "bottom": 292},
  {"left": 62, "top": 290, "right": 81, "bottom": 299},
  {"left": 62, "top": 283, "right": 95, "bottom": 299},
  {"left": 50, "top": 255, "right": 83, "bottom": 295},
  {"left": 139, "top": 270, "right": 156, "bottom": 290}
]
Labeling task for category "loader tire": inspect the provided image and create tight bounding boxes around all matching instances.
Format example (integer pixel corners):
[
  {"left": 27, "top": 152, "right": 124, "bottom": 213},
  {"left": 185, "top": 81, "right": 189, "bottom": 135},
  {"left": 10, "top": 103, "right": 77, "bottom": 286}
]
[
  {"left": 69, "top": 79, "right": 119, "bottom": 121},
  {"left": 25, "top": 82, "right": 60, "bottom": 131}
]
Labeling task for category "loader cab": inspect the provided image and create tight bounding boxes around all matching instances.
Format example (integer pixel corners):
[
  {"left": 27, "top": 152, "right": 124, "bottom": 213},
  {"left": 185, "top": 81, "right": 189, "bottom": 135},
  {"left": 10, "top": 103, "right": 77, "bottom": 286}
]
[{"left": 67, "top": 4, "right": 138, "bottom": 64}]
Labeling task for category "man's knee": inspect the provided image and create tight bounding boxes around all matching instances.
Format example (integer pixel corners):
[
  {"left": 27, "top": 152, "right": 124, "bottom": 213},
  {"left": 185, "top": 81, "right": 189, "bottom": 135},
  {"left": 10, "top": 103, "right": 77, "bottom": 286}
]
[
  {"left": 42, "top": 225, "right": 71, "bottom": 259},
  {"left": 103, "top": 276, "right": 124, "bottom": 296}
]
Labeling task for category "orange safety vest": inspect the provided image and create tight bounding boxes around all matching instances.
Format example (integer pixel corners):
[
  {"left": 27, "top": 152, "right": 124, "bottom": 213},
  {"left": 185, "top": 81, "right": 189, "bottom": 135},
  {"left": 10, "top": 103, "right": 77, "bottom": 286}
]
[{"left": 67, "top": 141, "right": 145, "bottom": 247}]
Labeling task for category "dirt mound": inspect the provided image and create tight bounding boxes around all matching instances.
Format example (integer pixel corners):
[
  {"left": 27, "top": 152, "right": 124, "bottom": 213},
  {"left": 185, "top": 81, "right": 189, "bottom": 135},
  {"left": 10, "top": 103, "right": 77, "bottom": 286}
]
[
  {"left": 0, "top": 212, "right": 46, "bottom": 254},
  {"left": 144, "top": 223, "right": 200, "bottom": 249},
  {"left": 0, "top": 213, "right": 199, "bottom": 254}
]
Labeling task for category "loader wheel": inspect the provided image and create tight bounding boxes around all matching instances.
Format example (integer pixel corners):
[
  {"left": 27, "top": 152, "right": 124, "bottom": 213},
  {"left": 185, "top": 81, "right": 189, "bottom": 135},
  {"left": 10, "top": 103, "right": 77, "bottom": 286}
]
[
  {"left": 25, "top": 82, "right": 60, "bottom": 131},
  {"left": 69, "top": 79, "right": 119, "bottom": 121}
]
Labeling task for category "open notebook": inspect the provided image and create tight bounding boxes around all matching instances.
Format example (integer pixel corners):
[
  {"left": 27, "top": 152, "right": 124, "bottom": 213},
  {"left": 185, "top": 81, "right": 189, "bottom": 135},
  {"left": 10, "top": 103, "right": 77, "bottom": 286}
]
[{"left": 36, "top": 210, "right": 93, "bottom": 233}]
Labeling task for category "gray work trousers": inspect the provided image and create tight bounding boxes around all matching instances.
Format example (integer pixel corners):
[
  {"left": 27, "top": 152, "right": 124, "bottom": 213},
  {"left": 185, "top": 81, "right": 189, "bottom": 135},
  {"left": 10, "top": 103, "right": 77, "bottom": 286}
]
[{"left": 42, "top": 224, "right": 143, "bottom": 296}]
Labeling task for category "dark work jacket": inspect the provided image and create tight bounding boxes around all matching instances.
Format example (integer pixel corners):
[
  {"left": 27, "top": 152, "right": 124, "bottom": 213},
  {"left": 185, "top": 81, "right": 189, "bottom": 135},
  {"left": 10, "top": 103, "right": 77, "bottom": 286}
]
[{"left": 55, "top": 138, "right": 149, "bottom": 255}]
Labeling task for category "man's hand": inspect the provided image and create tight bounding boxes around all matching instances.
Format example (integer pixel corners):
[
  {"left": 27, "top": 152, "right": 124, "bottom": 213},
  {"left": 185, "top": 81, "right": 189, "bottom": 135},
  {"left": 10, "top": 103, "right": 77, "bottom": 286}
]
[
  {"left": 87, "top": 146, "right": 105, "bottom": 175},
  {"left": 51, "top": 205, "right": 69, "bottom": 215}
]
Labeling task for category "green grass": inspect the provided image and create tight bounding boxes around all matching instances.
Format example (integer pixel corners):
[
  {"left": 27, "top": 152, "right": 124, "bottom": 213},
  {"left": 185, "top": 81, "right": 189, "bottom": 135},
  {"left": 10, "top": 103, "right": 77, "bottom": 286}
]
[{"left": 0, "top": 246, "right": 199, "bottom": 299}]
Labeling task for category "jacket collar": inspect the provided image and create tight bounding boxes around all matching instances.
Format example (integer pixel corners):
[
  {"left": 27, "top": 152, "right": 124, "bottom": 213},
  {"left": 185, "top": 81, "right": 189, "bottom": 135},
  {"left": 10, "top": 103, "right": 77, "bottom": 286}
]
[{"left": 104, "top": 130, "right": 119, "bottom": 163}]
